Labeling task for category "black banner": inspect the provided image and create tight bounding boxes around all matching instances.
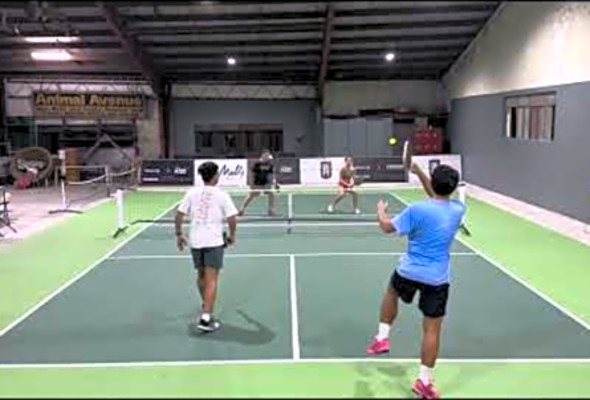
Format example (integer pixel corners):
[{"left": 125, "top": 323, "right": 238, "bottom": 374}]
[
  {"left": 141, "top": 159, "right": 194, "bottom": 185},
  {"left": 354, "top": 157, "right": 405, "bottom": 183},
  {"left": 275, "top": 158, "right": 300, "bottom": 185}
]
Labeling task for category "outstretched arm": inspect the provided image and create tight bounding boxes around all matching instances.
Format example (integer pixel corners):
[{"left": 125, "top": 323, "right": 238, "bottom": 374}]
[{"left": 411, "top": 163, "right": 436, "bottom": 198}]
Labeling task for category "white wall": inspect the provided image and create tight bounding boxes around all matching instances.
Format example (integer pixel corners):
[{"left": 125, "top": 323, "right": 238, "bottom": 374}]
[
  {"left": 323, "top": 80, "right": 447, "bottom": 116},
  {"left": 444, "top": 2, "right": 590, "bottom": 99}
]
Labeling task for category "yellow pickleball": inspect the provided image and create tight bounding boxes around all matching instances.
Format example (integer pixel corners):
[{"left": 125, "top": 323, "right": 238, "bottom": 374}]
[{"left": 388, "top": 137, "right": 397, "bottom": 146}]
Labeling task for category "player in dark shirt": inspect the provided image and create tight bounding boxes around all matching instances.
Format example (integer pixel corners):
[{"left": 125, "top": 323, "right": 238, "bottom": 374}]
[{"left": 238, "top": 150, "right": 277, "bottom": 216}]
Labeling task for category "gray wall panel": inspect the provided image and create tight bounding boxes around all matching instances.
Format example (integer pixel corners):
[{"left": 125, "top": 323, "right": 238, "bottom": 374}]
[
  {"left": 171, "top": 99, "right": 319, "bottom": 157},
  {"left": 449, "top": 82, "right": 590, "bottom": 222}
]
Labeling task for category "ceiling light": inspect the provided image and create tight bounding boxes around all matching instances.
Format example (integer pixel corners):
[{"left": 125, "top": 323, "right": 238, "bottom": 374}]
[
  {"left": 227, "top": 56, "right": 236, "bottom": 66},
  {"left": 25, "top": 36, "right": 80, "bottom": 44},
  {"left": 31, "top": 49, "right": 72, "bottom": 61},
  {"left": 385, "top": 52, "right": 395, "bottom": 62}
]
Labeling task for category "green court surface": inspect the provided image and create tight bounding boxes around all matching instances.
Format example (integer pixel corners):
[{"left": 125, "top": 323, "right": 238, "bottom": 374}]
[{"left": 1, "top": 189, "right": 590, "bottom": 397}]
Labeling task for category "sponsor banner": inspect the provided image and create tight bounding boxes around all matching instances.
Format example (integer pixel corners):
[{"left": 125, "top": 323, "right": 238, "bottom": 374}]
[
  {"left": 299, "top": 157, "right": 346, "bottom": 185},
  {"left": 141, "top": 159, "right": 194, "bottom": 185},
  {"left": 275, "top": 158, "right": 300, "bottom": 185},
  {"left": 194, "top": 158, "right": 248, "bottom": 187},
  {"left": 33, "top": 92, "right": 145, "bottom": 119},
  {"left": 408, "top": 155, "right": 462, "bottom": 184},
  {"left": 353, "top": 157, "right": 406, "bottom": 183}
]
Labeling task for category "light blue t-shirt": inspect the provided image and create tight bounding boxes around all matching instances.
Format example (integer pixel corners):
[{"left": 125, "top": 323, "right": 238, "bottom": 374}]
[{"left": 391, "top": 199, "right": 466, "bottom": 286}]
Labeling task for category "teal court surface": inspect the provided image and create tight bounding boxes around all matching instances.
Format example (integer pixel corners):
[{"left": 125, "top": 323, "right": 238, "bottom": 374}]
[{"left": 1, "top": 192, "right": 590, "bottom": 367}]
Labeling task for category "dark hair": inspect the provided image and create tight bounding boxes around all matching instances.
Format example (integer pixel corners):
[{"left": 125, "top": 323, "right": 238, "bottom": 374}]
[
  {"left": 431, "top": 164, "right": 459, "bottom": 196},
  {"left": 198, "top": 161, "right": 219, "bottom": 183}
]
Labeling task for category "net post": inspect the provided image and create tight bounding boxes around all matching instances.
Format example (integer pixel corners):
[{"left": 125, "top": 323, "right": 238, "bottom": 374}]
[
  {"left": 116, "top": 189, "right": 125, "bottom": 229},
  {"left": 105, "top": 165, "right": 112, "bottom": 197},
  {"left": 287, "top": 192, "right": 293, "bottom": 234},
  {"left": 457, "top": 182, "right": 471, "bottom": 236},
  {"left": 458, "top": 182, "right": 466, "bottom": 205},
  {"left": 48, "top": 178, "right": 78, "bottom": 214},
  {"left": 113, "top": 188, "right": 128, "bottom": 238},
  {"left": 60, "top": 179, "right": 67, "bottom": 210}
]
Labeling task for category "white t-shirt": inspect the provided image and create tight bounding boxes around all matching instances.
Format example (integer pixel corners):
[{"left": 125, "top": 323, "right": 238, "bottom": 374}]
[{"left": 177, "top": 186, "right": 238, "bottom": 249}]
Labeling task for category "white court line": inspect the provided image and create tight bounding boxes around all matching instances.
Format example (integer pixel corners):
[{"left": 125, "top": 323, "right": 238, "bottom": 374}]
[
  {"left": 290, "top": 255, "right": 300, "bottom": 360},
  {"left": 107, "top": 252, "right": 478, "bottom": 261},
  {"left": 0, "top": 203, "right": 181, "bottom": 339},
  {"left": 389, "top": 193, "right": 590, "bottom": 332},
  {"left": 0, "top": 357, "right": 589, "bottom": 369}
]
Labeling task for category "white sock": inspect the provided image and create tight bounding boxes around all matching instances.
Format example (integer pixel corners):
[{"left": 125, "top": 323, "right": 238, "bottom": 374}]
[
  {"left": 419, "top": 365, "right": 433, "bottom": 385},
  {"left": 376, "top": 322, "right": 390, "bottom": 340},
  {"left": 201, "top": 313, "right": 211, "bottom": 322}
]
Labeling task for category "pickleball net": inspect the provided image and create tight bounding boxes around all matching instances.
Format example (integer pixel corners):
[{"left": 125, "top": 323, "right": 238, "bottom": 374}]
[
  {"left": 50, "top": 166, "right": 140, "bottom": 215},
  {"left": 112, "top": 187, "right": 406, "bottom": 238}
]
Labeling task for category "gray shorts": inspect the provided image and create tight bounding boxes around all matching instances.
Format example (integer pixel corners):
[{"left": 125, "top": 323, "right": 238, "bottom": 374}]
[{"left": 191, "top": 246, "right": 224, "bottom": 270}]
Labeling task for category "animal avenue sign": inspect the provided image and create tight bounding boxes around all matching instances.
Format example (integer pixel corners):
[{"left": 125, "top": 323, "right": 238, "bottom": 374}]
[{"left": 33, "top": 92, "right": 145, "bottom": 119}]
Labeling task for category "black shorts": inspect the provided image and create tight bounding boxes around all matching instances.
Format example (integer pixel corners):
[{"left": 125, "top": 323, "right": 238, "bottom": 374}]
[
  {"left": 251, "top": 183, "right": 272, "bottom": 192},
  {"left": 191, "top": 246, "right": 224, "bottom": 270},
  {"left": 390, "top": 271, "right": 449, "bottom": 318}
]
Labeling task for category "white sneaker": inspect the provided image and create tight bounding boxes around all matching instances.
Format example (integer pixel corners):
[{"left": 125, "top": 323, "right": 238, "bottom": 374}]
[{"left": 327, "top": 205, "right": 334, "bottom": 213}]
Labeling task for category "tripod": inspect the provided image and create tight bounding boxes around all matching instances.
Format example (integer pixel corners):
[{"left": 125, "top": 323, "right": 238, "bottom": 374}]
[{"left": 0, "top": 186, "right": 17, "bottom": 237}]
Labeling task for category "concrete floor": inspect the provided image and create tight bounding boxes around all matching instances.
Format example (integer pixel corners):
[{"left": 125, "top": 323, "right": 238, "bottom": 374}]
[{"left": 0, "top": 185, "right": 109, "bottom": 245}]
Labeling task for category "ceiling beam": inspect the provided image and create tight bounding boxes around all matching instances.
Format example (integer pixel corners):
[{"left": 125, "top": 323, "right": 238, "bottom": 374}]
[
  {"left": 96, "top": 2, "right": 162, "bottom": 95},
  {"left": 318, "top": 2, "right": 335, "bottom": 105}
]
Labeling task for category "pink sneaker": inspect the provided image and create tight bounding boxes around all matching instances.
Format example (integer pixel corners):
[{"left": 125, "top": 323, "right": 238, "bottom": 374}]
[
  {"left": 412, "top": 379, "right": 440, "bottom": 399},
  {"left": 365, "top": 336, "right": 390, "bottom": 355}
]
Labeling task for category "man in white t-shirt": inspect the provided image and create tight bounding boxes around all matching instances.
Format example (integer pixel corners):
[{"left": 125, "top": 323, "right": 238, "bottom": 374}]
[{"left": 175, "top": 161, "right": 238, "bottom": 333}]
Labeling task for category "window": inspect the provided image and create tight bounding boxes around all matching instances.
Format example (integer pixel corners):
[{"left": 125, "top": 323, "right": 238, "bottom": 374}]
[
  {"left": 224, "top": 133, "right": 237, "bottom": 149},
  {"left": 194, "top": 124, "right": 283, "bottom": 156},
  {"left": 505, "top": 93, "right": 555, "bottom": 141},
  {"left": 195, "top": 129, "right": 213, "bottom": 150},
  {"left": 246, "top": 132, "right": 255, "bottom": 150}
]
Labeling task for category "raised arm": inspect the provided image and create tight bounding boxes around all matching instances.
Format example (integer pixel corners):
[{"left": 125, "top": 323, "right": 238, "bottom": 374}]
[
  {"left": 377, "top": 199, "right": 395, "bottom": 234},
  {"left": 411, "top": 163, "right": 436, "bottom": 198}
]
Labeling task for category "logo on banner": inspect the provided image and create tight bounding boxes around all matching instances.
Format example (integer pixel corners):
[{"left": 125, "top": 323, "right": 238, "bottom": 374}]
[
  {"left": 320, "top": 161, "right": 332, "bottom": 179},
  {"left": 220, "top": 164, "right": 245, "bottom": 178},
  {"left": 194, "top": 159, "right": 248, "bottom": 187}
]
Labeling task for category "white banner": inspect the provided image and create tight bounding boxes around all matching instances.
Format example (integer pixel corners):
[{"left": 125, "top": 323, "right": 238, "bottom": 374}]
[
  {"left": 299, "top": 157, "right": 346, "bottom": 185},
  {"left": 408, "top": 154, "right": 463, "bottom": 184},
  {"left": 193, "top": 159, "right": 248, "bottom": 187}
]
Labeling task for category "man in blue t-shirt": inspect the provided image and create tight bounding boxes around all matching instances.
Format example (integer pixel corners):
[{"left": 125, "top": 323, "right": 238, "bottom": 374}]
[{"left": 366, "top": 163, "right": 465, "bottom": 400}]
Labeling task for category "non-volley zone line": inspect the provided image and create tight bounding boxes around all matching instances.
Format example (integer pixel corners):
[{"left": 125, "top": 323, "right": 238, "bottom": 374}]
[
  {"left": 1, "top": 357, "right": 590, "bottom": 370},
  {"left": 108, "top": 252, "right": 478, "bottom": 261}
]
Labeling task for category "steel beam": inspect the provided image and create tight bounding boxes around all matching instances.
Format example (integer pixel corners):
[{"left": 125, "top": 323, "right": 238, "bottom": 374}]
[
  {"left": 318, "top": 2, "right": 334, "bottom": 105},
  {"left": 97, "top": 2, "right": 162, "bottom": 95}
]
